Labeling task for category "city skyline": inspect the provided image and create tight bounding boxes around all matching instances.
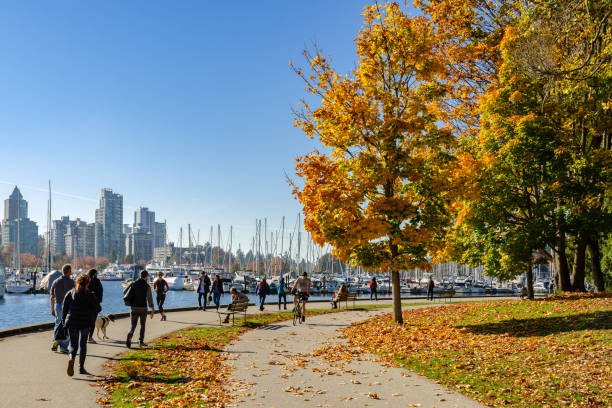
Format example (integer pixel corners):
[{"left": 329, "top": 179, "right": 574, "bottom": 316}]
[{"left": 0, "top": 1, "right": 376, "bottom": 251}]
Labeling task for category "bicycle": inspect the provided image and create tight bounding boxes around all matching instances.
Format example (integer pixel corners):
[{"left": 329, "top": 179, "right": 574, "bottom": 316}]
[{"left": 292, "top": 293, "right": 308, "bottom": 325}]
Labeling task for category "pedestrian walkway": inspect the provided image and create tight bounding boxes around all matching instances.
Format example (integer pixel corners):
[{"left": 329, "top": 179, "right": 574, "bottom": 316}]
[
  {"left": 0, "top": 297, "right": 508, "bottom": 407},
  {"left": 225, "top": 307, "right": 482, "bottom": 408}
]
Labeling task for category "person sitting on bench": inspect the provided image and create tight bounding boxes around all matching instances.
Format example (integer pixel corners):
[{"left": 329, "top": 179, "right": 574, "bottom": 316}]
[
  {"left": 222, "top": 287, "right": 248, "bottom": 323},
  {"left": 331, "top": 283, "right": 348, "bottom": 309}
]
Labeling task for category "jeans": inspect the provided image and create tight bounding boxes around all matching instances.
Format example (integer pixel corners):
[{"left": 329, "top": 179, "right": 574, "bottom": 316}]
[
  {"left": 128, "top": 310, "right": 147, "bottom": 343},
  {"left": 212, "top": 292, "right": 221, "bottom": 310},
  {"left": 427, "top": 290, "right": 434, "bottom": 301},
  {"left": 90, "top": 311, "right": 99, "bottom": 339},
  {"left": 278, "top": 293, "right": 287, "bottom": 309},
  {"left": 370, "top": 289, "right": 378, "bottom": 300},
  {"left": 156, "top": 294, "right": 166, "bottom": 314},
  {"left": 259, "top": 295, "right": 266, "bottom": 310},
  {"left": 53, "top": 303, "right": 69, "bottom": 350},
  {"left": 68, "top": 327, "right": 89, "bottom": 361},
  {"left": 198, "top": 292, "right": 209, "bottom": 308}
]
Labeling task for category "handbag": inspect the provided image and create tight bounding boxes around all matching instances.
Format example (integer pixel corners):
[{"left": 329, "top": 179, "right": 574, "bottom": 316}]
[
  {"left": 54, "top": 322, "right": 67, "bottom": 342},
  {"left": 208, "top": 294, "right": 212, "bottom": 302}
]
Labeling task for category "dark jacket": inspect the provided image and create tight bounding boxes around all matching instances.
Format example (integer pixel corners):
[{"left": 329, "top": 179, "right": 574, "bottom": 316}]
[
  {"left": 131, "top": 278, "right": 154, "bottom": 311},
  {"left": 256, "top": 281, "right": 270, "bottom": 296},
  {"left": 198, "top": 276, "right": 211, "bottom": 293},
  {"left": 427, "top": 280, "right": 435, "bottom": 292},
  {"left": 62, "top": 289, "right": 101, "bottom": 329},
  {"left": 211, "top": 279, "right": 224, "bottom": 295},
  {"left": 89, "top": 277, "right": 103, "bottom": 304}
]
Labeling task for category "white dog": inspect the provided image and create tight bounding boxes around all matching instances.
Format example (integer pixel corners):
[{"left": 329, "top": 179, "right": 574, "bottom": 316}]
[{"left": 95, "top": 314, "right": 116, "bottom": 339}]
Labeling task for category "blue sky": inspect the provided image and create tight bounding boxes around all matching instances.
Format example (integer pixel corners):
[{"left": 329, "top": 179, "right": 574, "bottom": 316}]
[{"left": 0, "top": 0, "right": 383, "bottom": 252}]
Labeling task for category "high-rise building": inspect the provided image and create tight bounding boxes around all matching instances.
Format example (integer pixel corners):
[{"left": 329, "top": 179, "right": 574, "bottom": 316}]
[
  {"left": 134, "top": 207, "right": 155, "bottom": 233},
  {"left": 125, "top": 231, "right": 153, "bottom": 262},
  {"left": 153, "top": 221, "right": 166, "bottom": 249},
  {"left": 4, "top": 186, "right": 28, "bottom": 221},
  {"left": 65, "top": 219, "right": 95, "bottom": 258},
  {"left": 94, "top": 188, "right": 124, "bottom": 260},
  {"left": 1, "top": 187, "right": 38, "bottom": 255},
  {"left": 51, "top": 216, "right": 76, "bottom": 255}
]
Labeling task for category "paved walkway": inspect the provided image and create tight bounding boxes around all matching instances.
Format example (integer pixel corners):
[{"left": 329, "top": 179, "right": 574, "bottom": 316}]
[
  {"left": 0, "top": 297, "right": 509, "bottom": 407},
  {"left": 225, "top": 307, "right": 482, "bottom": 408}
]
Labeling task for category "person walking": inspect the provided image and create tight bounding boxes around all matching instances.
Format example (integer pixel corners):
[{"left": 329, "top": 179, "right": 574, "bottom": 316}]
[
  {"left": 62, "top": 274, "right": 101, "bottom": 376},
  {"left": 256, "top": 277, "right": 270, "bottom": 311},
  {"left": 153, "top": 272, "right": 169, "bottom": 321},
  {"left": 277, "top": 277, "right": 287, "bottom": 310},
  {"left": 86, "top": 269, "right": 103, "bottom": 344},
  {"left": 369, "top": 277, "right": 378, "bottom": 301},
  {"left": 50, "top": 264, "right": 74, "bottom": 353},
  {"left": 222, "top": 287, "right": 249, "bottom": 323},
  {"left": 211, "top": 274, "right": 224, "bottom": 311},
  {"left": 427, "top": 276, "right": 435, "bottom": 301},
  {"left": 125, "top": 270, "right": 155, "bottom": 348},
  {"left": 197, "top": 271, "right": 211, "bottom": 310}
]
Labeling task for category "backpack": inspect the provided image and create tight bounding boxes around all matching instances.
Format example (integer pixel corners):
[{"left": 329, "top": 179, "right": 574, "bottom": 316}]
[
  {"left": 123, "top": 282, "right": 135, "bottom": 307},
  {"left": 258, "top": 281, "right": 267, "bottom": 294}
]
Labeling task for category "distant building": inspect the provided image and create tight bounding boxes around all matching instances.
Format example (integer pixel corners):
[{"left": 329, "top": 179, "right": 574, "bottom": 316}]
[
  {"left": 94, "top": 188, "right": 124, "bottom": 260},
  {"left": 125, "top": 231, "right": 153, "bottom": 262},
  {"left": 153, "top": 221, "right": 166, "bottom": 249},
  {"left": 123, "top": 224, "right": 132, "bottom": 235},
  {"left": 65, "top": 219, "right": 95, "bottom": 258},
  {"left": 1, "top": 187, "right": 38, "bottom": 255},
  {"left": 153, "top": 244, "right": 173, "bottom": 263},
  {"left": 134, "top": 207, "right": 155, "bottom": 233},
  {"left": 51, "top": 216, "right": 76, "bottom": 255}
]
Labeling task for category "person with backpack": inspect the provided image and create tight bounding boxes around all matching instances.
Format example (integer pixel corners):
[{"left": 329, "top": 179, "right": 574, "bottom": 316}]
[
  {"left": 197, "top": 271, "right": 211, "bottom": 311},
  {"left": 124, "top": 270, "right": 154, "bottom": 348},
  {"left": 153, "top": 272, "right": 169, "bottom": 321},
  {"left": 369, "top": 277, "right": 378, "bottom": 301},
  {"left": 50, "top": 264, "right": 74, "bottom": 353},
  {"left": 255, "top": 277, "right": 270, "bottom": 311},
  {"left": 211, "top": 274, "right": 224, "bottom": 311},
  {"left": 86, "top": 269, "right": 103, "bottom": 344},
  {"left": 62, "top": 274, "right": 101, "bottom": 376}
]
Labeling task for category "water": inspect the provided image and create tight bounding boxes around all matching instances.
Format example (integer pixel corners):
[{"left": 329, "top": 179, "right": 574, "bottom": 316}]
[{"left": 0, "top": 281, "right": 386, "bottom": 330}]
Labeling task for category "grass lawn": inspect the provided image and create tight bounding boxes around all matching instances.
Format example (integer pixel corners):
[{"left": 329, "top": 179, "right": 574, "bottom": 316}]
[{"left": 323, "top": 293, "right": 611, "bottom": 408}]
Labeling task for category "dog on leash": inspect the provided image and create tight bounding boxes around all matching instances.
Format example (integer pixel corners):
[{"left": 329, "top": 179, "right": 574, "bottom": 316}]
[{"left": 95, "top": 314, "right": 116, "bottom": 339}]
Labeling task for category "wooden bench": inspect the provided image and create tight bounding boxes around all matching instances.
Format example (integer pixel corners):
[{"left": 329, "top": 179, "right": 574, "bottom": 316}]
[
  {"left": 434, "top": 289, "right": 455, "bottom": 302},
  {"left": 217, "top": 301, "right": 248, "bottom": 325},
  {"left": 336, "top": 292, "right": 358, "bottom": 308}
]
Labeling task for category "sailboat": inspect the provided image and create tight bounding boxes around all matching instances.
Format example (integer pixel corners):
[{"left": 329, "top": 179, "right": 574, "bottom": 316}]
[{"left": 0, "top": 265, "right": 6, "bottom": 298}]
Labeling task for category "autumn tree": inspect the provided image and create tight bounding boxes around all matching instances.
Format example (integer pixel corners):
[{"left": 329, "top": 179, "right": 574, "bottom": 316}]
[
  {"left": 293, "top": 2, "right": 457, "bottom": 323},
  {"left": 95, "top": 257, "right": 109, "bottom": 269}
]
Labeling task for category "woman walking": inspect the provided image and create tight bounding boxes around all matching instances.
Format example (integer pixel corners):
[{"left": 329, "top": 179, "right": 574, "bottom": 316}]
[
  {"left": 369, "top": 277, "right": 378, "bottom": 301},
  {"left": 86, "top": 269, "right": 103, "bottom": 344},
  {"left": 62, "top": 274, "right": 101, "bottom": 376},
  {"left": 277, "top": 277, "right": 287, "bottom": 310},
  {"left": 256, "top": 277, "right": 270, "bottom": 311},
  {"left": 211, "top": 274, "right": 224, "bottom": 311},
  {"left": 153, "top": 272, "right": 169, "bottom": 321}
]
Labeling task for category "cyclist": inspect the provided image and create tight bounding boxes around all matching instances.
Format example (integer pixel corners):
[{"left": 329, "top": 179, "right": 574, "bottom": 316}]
[{"left": 291, "top": 271, "right": 311, "bottom": 322}]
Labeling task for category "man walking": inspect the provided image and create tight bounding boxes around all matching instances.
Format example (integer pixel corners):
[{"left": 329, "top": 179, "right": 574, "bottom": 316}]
[
  {"left": 256, "top": 277, "right": 270, "bottom": 311},
  {"left": 427, "top": 276, "right": 435, "bottom": 301},
  {"left": 125, "top": 270, "right": 154, "bottom": 348},
  {"left": 50, "top": 264, "right": 74, "bottom": 353},
  {"left": 197, "top": 271, "right": 211, "bottom": 310}
]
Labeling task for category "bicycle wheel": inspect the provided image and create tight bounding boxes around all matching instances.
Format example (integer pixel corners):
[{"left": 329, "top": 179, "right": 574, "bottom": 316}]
[
  {"left": 292, "top": 305, "right": 300, "bottom": 326},
  {"left": 298, "top": 300, "right": 304, "bottom": 324}
]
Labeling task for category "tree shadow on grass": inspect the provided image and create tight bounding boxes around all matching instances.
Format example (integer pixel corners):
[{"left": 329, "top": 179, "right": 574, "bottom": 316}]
[
  {"left": 458, "top": 310, "right": 611, "bottom": 337},
  {"left": 103, "top": 375, "right": 196, "bottom": 384}
]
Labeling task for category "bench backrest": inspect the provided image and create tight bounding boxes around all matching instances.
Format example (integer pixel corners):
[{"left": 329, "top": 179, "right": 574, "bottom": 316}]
[
  {"left": 346, "top": 293, "right": 357, "bottom": 300},
  {"left": 229, "top": 301, "right": 249, "bottom": 312}
]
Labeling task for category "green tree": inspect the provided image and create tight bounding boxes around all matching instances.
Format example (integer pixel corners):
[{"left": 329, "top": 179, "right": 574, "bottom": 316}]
[
  {"left": 108, "top": 249, "right": 117, "bottom": 264},
  {"left": 124, "top": 254, "right": 134, "bottom": 264}
]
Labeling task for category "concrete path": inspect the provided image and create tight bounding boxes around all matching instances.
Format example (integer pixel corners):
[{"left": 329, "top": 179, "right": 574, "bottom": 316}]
[
  {"left": 225, "top": 307, "right": 482, "bottom": 408},
  {"left": 0, "top": 297, "right": 509, "bottom": 407}
]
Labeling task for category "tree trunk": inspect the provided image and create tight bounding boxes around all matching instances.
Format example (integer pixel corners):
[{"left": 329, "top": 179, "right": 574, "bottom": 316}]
[
  {"left": 587, "top": 237, "right": 605, "bottom": 292},
  {"left": 391, "top": 268, "right": 403, "bottom": 324},
  {"left": 571, "top": 235, "right": 587, "bottom": 291},
  {"left": 526, "top": 261, "right": 534, "bottom": 300},
  {"left": 553, "top": 234, "right": 572, "bottom": 291}
]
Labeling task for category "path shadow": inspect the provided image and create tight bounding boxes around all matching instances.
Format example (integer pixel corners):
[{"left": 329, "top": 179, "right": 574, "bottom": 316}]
[
  {"left": 257, "top": 325, "right": 287, "bottom": 330},
  {"left": 458, "top": 310, "right": 611, "bottom": 337}
]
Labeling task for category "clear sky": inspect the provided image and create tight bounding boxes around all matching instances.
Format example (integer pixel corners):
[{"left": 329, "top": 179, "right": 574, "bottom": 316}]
[{"left": 0, "top": 0, "right": 382, "bottom": 253}]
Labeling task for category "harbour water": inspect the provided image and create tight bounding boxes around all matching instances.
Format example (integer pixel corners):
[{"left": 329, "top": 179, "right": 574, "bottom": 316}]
[{"left": 0, "top": 281, "right": 384, "bottom": 330}]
